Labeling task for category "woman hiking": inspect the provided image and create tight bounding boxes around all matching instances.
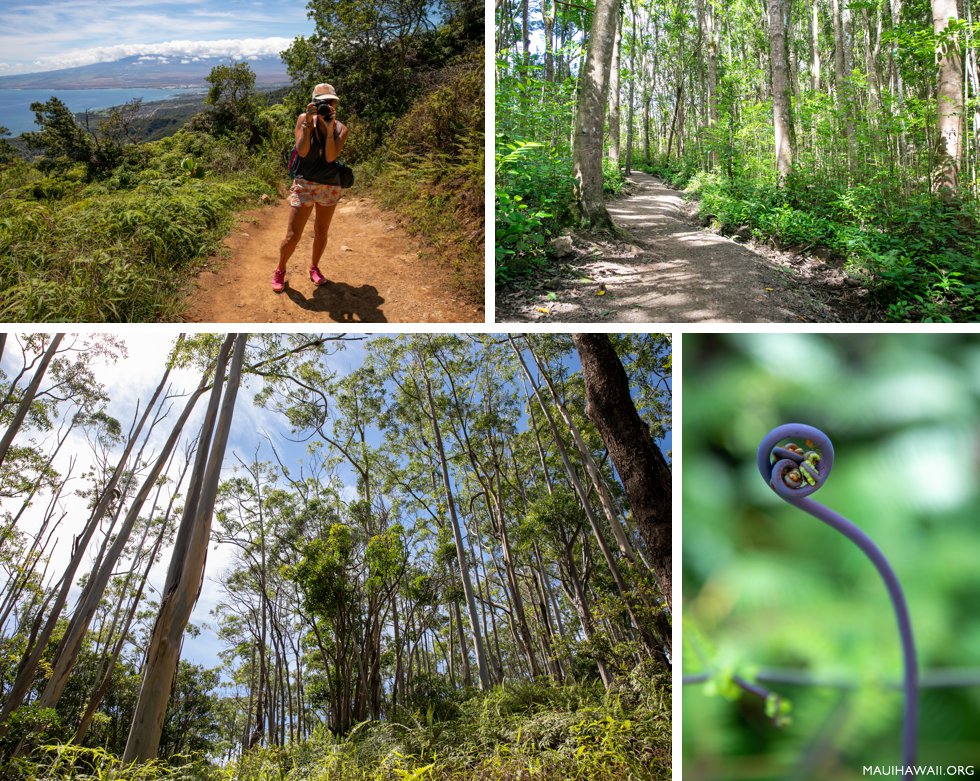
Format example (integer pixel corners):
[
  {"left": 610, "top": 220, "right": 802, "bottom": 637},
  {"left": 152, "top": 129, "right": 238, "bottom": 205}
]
[{"left": 274, "top": 83, "right": 349, "bottom": 292}]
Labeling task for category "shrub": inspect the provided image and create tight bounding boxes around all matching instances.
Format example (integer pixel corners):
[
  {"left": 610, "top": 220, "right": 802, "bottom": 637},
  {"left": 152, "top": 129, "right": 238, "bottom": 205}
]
[
  {"left": 495, "top": 137, "right": 575, "bottom": 281},
  {"left": 682, "top": 170, "right": 979, "bottom": 322}
]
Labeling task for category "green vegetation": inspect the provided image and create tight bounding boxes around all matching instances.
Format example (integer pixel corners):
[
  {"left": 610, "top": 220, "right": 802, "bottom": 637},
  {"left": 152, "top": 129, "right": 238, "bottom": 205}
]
[
  {"left": 683, "top": 333, "right": 980, "bottom": 779},
  {"left": 495, "top": 0, "right": 980, "bottom": 322},
  {"left": 0, "top": 0, "right": 483, "bottom": 321},
  {"left": 5, "top": 676, "right": 668, "bottom": 781},
  {"left": 364, "top": 54, "right": 484, "bottom": 297},
  {"left": 0, "top": 129, "right": 277, "bottom": 321}
]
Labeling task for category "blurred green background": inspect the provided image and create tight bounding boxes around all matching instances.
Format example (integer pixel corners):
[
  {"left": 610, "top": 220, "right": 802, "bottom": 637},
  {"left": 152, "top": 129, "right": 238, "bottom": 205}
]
[{"left": 682, "top": 333, "right": 980, "bottom": 780}]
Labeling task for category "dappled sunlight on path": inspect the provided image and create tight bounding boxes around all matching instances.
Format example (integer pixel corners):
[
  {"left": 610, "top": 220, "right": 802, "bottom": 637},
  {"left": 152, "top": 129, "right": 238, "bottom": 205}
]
[
  {"left": 500, "top": 171, "right": 845, "bottom": 323},
  {"left": 600, "top": 172, "right": 808, "bottom": 322}
]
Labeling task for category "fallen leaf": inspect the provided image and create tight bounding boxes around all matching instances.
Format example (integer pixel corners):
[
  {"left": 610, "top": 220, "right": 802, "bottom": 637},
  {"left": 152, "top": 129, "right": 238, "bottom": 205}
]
[
  {"left": 764, "top": 287, "right": 774, "bottom": 292},
  {"left": 535, "top": 307, "right": 551, "bottom": 315},
  {"left": 546, "top": 292, "right": 558, "bottom": 301}
]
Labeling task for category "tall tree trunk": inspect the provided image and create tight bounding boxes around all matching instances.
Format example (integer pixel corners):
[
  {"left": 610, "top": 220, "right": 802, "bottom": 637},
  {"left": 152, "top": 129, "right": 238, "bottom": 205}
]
[
  {"left": 607, "top": 14, "right": 622, "bottom": 168},
  {"left": 453, "top": 598, "right": 472, "bottom": 687},
  {"left": 521, "top": 338, "right": 644, "bottom": 570},
  {"left": 572, "top": 0, "right": 621, "bottom": 229},
  {"left": 508, "top": 337, "right": 665, "bottom": 657},
  {"left": 933, "top": 0, "right": 964, "bottom": 193},
  {"left": 572, "top": 334, "right": 672, "bottom": 613},
  {"left": 769, "top": 0, "right": 796, "bottom": 180},
  {"left": 832, "top": 0, "right": 857, "bottom": 167},
  {"left": 123, "top": 334, "right": 247, "bottom": 763},
  {"left": 0, "top": 347, "right": 161, "bottom": 734},
  {"left": 74, "top": 454, "right": 187, "bottom": 744},
  {"left": 542, "top": 0, "right": 555, "bottom": 81},
  {"left": 419, "top": 364, "right": 490, "bottom": 690},
  {"left": 812, "top": 0, "right": 822, "bottom": 91}
]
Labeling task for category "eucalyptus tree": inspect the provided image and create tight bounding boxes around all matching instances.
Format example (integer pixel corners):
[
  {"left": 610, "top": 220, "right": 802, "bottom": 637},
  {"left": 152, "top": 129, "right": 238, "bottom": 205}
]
[
  {"left": 74, "top": 455, "right": 187, "bottom": 744},
  {"left": 0, "top": 344, "right": 173, "bottom": 738},
  {"left": 124, "top": 334, "right": 247, "bottom": 763},
  {"left": 509, "top": 335, "right": 668, "bottom": 658},
  {"left": 36, "top": 342, "right": 210, "bottom": 715},
  {"left": 573, "top": 0, "right": 620, "bottom": 228},
  {"left": 573, "top": 334, "right": 672, "bottom": 611},
  {"left": 768, "top": 0, "right": 796, "bottom": 179},
  {"left": 933, "top": 0, "right": 964, "bottom": 193},
  {"left": 430, "top": 337, "right": 543, "bottom": 680}
]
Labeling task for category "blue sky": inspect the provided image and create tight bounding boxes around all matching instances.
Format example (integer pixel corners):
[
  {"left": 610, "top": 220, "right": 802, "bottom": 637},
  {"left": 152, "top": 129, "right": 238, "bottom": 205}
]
[{"left": 0, "top": 0, "right": 316, "bottom": 74}]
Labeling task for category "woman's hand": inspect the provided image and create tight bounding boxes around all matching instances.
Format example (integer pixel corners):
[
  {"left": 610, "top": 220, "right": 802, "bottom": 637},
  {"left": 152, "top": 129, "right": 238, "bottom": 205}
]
[{"left": 304, "top": 103, "right": 318, "bottom": 127}]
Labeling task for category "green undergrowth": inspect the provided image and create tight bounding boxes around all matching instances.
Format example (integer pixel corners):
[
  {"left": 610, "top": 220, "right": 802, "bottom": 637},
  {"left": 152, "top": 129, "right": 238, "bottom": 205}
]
[
  {"left": 7, "top": 673, "right": 669, "bottom": 781},
  {"left": 639, "top": 157, "right": 980, "bottom": 323},
  {"left": 495, "top": 143, "right": 626, "bottom": 284},
  {"left": 362, "top": 52, "right": 484, "bottom": 303},
  {"left": 0, "top": 129, "right": 278, "bottom": 322},
  {"left": 232, "top": 669, "right": 670, "bottom": 781}
]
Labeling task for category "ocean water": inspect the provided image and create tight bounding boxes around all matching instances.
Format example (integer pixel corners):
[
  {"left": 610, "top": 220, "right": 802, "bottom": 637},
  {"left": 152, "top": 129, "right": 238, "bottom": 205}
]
[{"left": 0, "top": 87, "right": 204, "bottom": 136}]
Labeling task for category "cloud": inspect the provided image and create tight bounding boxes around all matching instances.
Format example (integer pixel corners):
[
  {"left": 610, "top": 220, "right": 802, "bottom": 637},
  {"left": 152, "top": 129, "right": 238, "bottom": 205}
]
[{"left": 19, "top": 36, "right": 294, "bottom": 72}]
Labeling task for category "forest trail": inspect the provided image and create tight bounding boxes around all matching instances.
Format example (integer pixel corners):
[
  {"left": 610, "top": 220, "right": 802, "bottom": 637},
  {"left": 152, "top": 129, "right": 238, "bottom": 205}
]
[
  {"left": 183, "top": 194, "right": 482, "bottom": 323},
  {"left": 500, "top": 171, "right": 852, "bottom": 323}
]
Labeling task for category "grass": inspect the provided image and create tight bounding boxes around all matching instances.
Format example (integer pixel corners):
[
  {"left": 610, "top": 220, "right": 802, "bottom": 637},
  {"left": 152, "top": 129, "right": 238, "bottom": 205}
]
[
  {"left": 227, "top": 672, "right": 670, "bottom": 781},
  {"left": 364, "top": 52, "right": 485, "bottom": 303},
  {"left": 0, "top": 131, "right": 276, "bottom": 322}
]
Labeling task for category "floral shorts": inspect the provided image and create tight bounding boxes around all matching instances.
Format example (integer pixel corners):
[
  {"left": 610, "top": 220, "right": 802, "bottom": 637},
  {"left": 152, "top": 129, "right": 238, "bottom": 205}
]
[{"left": 288, "top": 177, "right": 343, "bottom": 208}]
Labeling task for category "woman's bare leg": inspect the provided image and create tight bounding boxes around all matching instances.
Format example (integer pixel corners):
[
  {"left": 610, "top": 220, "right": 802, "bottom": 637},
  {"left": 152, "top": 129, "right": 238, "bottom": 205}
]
[
  {"left": 310, "top": 202, "right": 338, "bottom": 271},
  {"left": 278, "top": 205, "right": 314, "bottom": 273}
]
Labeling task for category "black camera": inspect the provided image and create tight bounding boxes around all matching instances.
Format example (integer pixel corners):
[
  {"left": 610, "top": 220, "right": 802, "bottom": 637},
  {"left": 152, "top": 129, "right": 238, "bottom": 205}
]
[{"left": 312, "top": 96, "right": 335, "bottom": 114}]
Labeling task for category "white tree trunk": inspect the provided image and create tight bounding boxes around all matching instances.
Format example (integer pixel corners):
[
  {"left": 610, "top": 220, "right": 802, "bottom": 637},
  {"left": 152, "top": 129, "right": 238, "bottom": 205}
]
[
  {"left": 123, "top": 334, "right": 246, "bottom": 763},
  {"left": 934, "top": 0, "right": 963, "bottom": 193}
]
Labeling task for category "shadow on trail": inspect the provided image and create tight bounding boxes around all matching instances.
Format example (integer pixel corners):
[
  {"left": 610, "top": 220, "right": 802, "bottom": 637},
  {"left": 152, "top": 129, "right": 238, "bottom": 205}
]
[{"left": 283, "top": 281, "right": 387, "bottom": 322}]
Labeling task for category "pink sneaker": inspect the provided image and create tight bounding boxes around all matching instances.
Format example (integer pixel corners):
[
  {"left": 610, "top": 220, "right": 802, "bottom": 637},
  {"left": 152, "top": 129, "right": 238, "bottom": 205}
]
[
  {"left": 272, "top": 268, "right": 285, "bottom": 292},
  {"left": 309, "top": 266, "right": 327, "bottom": 286}
]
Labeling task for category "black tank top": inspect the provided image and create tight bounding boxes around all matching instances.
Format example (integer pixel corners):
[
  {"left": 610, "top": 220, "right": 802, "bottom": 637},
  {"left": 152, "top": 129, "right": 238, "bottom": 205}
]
[{"left": 290, "top": 122, "right": 342, "bottom": 184}]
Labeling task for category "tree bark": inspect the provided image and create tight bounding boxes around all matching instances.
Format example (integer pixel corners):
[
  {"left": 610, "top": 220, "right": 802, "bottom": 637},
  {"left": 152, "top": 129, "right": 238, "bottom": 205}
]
[
  {"left": 572, "top": 0, "right": 621, "bottom": 229},
  {"left": 769, "top": 0, "right": 796, "bottom": 180},
  {"left": 607, "top": 14, "right": 622, "bottom": 168},
  {"left": 933, "top": 0, "right": 964, "bottom": 193},
  {"left": 123, "top": 334, "right": 247, "bottom": 763},
  {"left": 572, "top": 334, "right": 672, "bottom": 613}
]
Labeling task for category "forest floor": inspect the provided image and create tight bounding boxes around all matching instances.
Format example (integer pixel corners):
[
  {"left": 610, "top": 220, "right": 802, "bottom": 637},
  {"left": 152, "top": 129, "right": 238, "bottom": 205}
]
[
  {"left": 182, "top": 193, "right": 483, "bottom": 323},
  {"left": 497, "top": 171, "right": 872, "bottom": 323}
]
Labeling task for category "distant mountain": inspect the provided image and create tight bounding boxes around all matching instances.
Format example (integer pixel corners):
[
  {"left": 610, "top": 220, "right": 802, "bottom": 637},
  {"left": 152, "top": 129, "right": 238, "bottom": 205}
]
[{"left": 0, "top": 54, "right": 289, "bottom": 89}]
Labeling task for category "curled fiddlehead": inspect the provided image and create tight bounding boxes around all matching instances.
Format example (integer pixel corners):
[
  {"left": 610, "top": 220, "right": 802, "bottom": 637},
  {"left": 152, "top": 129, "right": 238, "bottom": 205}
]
[
  {"left": 757, "top": 422, "right": 835, "bottom": 500},
  {"left": 757, "top": 424, "right": 918, "bottom": 777}
]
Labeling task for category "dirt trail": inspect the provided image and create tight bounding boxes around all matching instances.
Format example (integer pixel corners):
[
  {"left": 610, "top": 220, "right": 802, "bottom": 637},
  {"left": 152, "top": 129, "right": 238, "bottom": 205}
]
[
  {"left": 183, "top": 194, "right": 482, "bottom": 323},
  {"left": 498, "top": 171, "right": 862, "bottom": 323}
]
